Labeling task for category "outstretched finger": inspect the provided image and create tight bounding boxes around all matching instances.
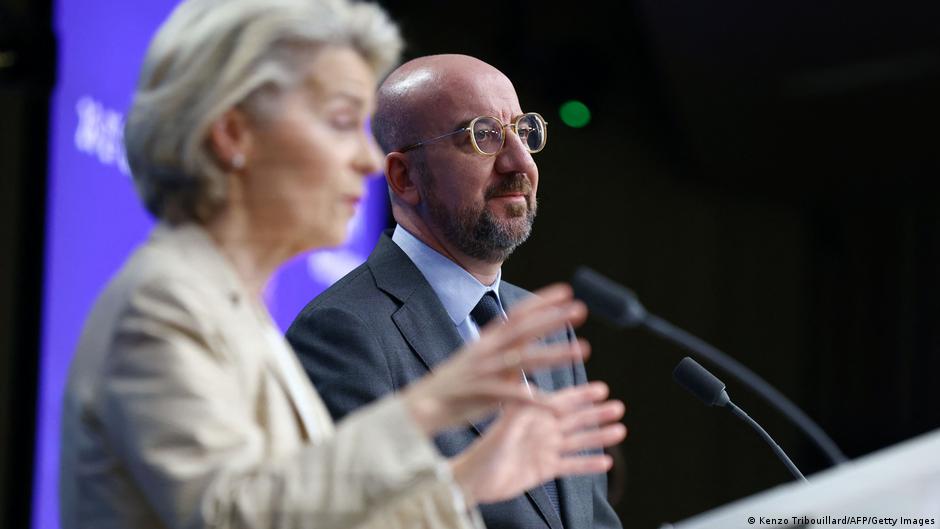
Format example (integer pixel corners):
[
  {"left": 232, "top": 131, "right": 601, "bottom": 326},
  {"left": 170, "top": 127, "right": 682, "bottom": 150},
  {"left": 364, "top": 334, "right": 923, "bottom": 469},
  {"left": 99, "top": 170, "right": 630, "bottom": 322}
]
[
  {"left": 540, "top": 382, "right": 610, "bottom": 416},
  {"left": 560, "top": 400, "right": 626, "bottom": 434},
  {"left": 561, "top": 423, "right": 627, "bottom": 454},
  {"left": 477, "top": 300, "right": 585, "bottom": 355},
  {"left": 478, "top": 284, "right": 574, "bottom": 337},
  {"left": 553, "top": 454, "right": 614, "bottom": 477},
  {"left": 507, "top": 300, "right": 586, "bottom": 344},
  {"left": 504, "top": 283, "right": 574, "bottom": 318},
  {"left": 461, "top": 382, "right": 557, "bottom": 423},
  {"left": 477, "top": 284, "right": 587, "bottom": 350},
  {"left": 473, "top": 339, "right": 589, "bottom": 379},
  {"left": 513, "top": 340, "right": 592, "bottom": 374}
]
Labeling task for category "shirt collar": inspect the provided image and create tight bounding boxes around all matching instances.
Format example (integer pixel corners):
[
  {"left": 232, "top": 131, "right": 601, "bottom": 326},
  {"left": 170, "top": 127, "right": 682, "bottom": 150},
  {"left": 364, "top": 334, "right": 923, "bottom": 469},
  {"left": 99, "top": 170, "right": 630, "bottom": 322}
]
[{"left": 392, "top": 225, "right": 503, "bottom": 326}]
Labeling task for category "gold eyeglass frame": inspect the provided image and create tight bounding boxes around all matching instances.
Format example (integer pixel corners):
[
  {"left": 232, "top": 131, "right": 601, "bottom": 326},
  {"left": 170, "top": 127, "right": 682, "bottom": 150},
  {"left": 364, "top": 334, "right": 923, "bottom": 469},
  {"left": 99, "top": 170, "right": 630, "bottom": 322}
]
[{"left": 397, "top": 112, "right": 548, "bottom": 156}]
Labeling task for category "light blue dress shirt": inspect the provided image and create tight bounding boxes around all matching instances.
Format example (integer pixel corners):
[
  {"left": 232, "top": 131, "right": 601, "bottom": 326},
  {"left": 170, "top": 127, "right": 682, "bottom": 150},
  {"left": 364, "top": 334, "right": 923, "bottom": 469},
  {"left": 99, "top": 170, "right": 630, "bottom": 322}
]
[{"left": 392, "top": 225, "right": 506, "bottom": 342}]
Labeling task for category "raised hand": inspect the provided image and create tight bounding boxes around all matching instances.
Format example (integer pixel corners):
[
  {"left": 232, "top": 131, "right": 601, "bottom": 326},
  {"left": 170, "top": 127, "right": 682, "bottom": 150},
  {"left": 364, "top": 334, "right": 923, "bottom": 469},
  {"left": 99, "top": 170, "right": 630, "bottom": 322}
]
[
  {"left": 450, "top": 382, "right": 627, "bottom": 505},
  {"left": 402, "top": 283, "right": 590, "bottom": 435}
]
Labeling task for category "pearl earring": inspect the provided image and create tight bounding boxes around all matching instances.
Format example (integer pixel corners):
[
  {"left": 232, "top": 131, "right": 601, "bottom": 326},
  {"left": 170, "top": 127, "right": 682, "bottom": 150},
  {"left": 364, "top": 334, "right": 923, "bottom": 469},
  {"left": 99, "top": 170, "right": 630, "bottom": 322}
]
[{"left": 231, "top": 153, "right": 245, "bottom": 169}]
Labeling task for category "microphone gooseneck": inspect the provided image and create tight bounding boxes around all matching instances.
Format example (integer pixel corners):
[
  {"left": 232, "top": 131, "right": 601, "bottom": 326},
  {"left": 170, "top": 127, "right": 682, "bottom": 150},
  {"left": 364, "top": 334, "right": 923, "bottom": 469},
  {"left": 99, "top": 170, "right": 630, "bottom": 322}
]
[
  {"left": 673, "top": 357, "right": 807, "bottom": 482},
  {"left": 572, "top": 266, "right": 847, "bottom": 466}
]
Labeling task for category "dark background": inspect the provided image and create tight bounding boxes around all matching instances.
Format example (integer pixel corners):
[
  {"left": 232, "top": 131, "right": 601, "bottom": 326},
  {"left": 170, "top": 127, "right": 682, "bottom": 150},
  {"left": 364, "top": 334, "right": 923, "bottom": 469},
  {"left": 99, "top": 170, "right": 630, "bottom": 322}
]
[{"left": 3, "top": 1, "right": 940, "bottom": 527}]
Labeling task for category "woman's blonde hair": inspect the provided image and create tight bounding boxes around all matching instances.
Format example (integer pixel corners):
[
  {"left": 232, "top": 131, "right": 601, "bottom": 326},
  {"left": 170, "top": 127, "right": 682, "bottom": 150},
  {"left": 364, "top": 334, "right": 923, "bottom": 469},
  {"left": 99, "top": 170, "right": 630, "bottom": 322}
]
[{"left": 124, "top": 0, "right": 401, "bottom": 223}]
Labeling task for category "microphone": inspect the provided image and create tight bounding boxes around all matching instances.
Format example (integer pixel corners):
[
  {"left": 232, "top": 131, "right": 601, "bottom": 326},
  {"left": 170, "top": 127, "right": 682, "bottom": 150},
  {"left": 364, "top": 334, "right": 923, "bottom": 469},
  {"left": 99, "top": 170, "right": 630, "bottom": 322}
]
[
  {"left": 571, "top": 266, "right": 847, "bottom": 466},
  {"left": 674, "top": 357, "right": 807, "bottom": 481}
]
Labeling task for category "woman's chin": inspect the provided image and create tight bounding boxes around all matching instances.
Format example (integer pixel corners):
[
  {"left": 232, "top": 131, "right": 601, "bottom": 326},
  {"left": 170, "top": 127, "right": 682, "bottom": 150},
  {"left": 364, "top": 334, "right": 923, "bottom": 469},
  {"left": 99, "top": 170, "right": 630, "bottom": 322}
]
[
  {"left": 309, "top": 228, "right": 348, "bottom": 252},
  {"left": 287, "top": 217, "right": 351, "bottom": 254}
]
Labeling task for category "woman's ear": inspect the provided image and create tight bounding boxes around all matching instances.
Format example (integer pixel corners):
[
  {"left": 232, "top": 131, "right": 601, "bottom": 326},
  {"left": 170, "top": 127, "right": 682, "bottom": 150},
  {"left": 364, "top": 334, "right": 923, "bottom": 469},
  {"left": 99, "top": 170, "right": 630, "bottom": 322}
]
[
  {"left": 385, "top": 152, "right": 421, "bottom": 206},
  {"left": 207, "top": 107, "right": 253, "bottom": 171}
]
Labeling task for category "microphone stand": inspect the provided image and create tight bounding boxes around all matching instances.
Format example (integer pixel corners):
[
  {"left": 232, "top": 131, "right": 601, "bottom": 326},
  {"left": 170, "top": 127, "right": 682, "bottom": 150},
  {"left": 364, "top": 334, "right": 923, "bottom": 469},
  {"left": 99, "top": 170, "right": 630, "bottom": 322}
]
[
  {"left": 646, "top": 313, "right": 846, "bottom": 465},
  {"left": 573, "top": 267, "right": 848, "bottom": 466}
]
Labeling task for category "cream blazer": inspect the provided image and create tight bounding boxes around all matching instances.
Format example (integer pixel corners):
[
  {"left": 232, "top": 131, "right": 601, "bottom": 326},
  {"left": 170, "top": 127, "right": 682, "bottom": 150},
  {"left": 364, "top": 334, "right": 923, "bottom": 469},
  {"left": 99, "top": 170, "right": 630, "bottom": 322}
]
[{"left": 59, "top": 223, "right": 482, "bottom": 529}]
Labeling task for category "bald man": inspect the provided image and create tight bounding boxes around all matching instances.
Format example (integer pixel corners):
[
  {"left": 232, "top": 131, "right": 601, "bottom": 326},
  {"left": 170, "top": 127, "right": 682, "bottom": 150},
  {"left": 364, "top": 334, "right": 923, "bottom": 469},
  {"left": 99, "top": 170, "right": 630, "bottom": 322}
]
[{"left": 287, "top": 55, "right": 622, "bottom": 529}]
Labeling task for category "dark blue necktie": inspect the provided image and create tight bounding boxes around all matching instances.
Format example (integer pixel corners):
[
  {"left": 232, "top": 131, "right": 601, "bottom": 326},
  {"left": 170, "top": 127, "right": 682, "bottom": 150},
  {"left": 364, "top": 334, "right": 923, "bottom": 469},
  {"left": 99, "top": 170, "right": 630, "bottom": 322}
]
[
  {"left": 470, "top": 291, "right": 563, "bottom": 520},
  {"left": 470, "top": 290, "right": 504, "bottom": 328}
]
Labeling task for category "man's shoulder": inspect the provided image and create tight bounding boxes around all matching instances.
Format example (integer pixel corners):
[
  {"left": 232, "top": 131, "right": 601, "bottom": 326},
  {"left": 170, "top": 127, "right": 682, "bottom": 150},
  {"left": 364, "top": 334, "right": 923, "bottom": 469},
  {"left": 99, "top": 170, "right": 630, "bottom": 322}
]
[{"left": 296, "top": 260, "right": 387, "bottom": 317}]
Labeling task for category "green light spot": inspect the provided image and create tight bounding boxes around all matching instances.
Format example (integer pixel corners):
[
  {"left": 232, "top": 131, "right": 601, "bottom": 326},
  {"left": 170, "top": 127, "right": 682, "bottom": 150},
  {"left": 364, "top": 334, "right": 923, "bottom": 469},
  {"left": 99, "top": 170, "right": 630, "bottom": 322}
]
[{"left": 559, "top": 100, "right": 591, "bottom": 128}]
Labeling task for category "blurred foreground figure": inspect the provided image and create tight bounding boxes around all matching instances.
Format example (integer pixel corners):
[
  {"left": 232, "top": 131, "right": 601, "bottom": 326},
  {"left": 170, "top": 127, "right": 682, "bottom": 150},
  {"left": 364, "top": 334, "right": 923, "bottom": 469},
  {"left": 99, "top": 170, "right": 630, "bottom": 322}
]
[{"left": 58, "top": 1, "right": 625, "bottom": 528}]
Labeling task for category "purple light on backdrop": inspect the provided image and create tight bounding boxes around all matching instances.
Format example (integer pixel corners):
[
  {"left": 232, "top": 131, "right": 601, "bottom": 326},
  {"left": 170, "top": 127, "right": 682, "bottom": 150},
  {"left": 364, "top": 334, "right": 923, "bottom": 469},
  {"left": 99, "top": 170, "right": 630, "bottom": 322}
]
[{"left": 33, "top": 1, "right": 390, "bottom": 527}]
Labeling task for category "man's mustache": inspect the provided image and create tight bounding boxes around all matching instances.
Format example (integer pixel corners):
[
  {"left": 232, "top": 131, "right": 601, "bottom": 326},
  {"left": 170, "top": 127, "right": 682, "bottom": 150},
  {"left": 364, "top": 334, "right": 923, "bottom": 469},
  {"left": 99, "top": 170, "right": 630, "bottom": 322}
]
[{"left": 485, "top": 174, "right": 532, "bottom": 199}]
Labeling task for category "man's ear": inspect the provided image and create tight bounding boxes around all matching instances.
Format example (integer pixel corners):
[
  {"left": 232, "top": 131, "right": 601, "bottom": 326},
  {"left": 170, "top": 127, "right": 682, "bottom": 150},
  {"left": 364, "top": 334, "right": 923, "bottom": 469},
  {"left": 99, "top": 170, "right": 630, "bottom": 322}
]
[
  {"left": 207, "top": 107, "right": 253, "bottom": 171},
  {"left": 386, "top": 152, "right": 421, "bottom": 206}
]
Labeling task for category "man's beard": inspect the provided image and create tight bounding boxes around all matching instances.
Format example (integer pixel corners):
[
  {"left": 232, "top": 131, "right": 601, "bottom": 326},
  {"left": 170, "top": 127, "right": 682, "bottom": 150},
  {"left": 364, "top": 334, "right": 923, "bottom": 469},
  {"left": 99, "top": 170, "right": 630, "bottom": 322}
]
[{"left": 418, "top": 164, "right": 537, "bottom": 264}]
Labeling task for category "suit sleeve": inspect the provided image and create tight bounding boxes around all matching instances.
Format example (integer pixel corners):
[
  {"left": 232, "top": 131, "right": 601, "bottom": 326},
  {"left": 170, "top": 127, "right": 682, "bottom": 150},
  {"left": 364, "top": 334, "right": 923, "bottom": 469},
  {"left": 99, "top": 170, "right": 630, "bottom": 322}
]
[
  {"left": 99, "top": 276, "right": 480, "bottom": 529},
  {"left": 286, "top": 304, "right": 395, "bottom": 422}
]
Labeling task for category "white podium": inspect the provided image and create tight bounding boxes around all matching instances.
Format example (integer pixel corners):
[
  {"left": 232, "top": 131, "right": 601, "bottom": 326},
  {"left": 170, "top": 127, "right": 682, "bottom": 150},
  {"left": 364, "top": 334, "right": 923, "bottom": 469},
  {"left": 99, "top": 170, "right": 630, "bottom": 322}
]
[{"left": 664, "top": 428, "right": 940, "bottom": 529}]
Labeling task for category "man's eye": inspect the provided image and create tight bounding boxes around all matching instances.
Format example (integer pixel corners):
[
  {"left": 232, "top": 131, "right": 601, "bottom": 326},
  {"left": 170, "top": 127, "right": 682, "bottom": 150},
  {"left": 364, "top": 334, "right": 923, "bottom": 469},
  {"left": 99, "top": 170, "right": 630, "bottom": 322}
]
[{"left": 475, "top": 129, "right": 499, "bottom": 140}]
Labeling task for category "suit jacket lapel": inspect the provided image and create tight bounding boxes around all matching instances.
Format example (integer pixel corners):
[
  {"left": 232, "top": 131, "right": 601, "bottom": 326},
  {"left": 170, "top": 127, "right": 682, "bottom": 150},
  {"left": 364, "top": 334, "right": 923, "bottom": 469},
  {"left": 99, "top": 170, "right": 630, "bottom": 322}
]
[
  {"left": 371, "top": 236, "right": 500, "bottom": 479},
  {"left": 391, "top": 302, "right": 463, "bottom": 372},
  {"left": 369, "top": 234, "right": 463, "bottom": 372},
  {"left": 257, "top": 322, "right": 333, "bottom": 440},
  {"left": 557, "top": 473, "right": 592, "bottom": 529}
]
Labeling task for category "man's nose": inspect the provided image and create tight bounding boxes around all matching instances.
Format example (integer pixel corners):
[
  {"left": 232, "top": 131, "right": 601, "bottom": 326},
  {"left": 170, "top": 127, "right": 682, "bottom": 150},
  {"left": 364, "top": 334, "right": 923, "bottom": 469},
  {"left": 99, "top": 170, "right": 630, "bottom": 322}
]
[{"left": 494, "top": 128, "right": 536, "bottom": 174}]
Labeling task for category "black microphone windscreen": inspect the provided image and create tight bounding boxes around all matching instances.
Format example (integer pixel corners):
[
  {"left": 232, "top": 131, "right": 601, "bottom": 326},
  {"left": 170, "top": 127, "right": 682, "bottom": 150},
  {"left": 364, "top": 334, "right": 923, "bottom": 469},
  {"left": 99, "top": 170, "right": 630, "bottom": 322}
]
[
  {"left": 673, "top": 357, "right": 730, "bottom": 407},
  {"left": 571, "top": 267, "right": 647, "bottom": 328}
]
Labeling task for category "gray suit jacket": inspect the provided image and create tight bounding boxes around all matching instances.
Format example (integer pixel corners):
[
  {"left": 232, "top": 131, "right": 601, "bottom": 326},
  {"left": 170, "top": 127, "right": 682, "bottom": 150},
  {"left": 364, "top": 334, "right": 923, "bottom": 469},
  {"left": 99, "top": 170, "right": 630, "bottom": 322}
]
[{"left": 287, "top": 233, "right": 622, "bottom": 529}]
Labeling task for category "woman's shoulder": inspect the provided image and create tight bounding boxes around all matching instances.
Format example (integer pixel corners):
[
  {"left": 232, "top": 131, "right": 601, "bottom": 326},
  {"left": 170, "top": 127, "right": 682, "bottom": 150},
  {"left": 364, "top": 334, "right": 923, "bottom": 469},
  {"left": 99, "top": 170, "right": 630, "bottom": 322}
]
[
  {"left": 66, "top": 224, "right": 237, "bottom": 413},
  {"left": 85, "top": 223, "right": 241, "bottom": 340}
]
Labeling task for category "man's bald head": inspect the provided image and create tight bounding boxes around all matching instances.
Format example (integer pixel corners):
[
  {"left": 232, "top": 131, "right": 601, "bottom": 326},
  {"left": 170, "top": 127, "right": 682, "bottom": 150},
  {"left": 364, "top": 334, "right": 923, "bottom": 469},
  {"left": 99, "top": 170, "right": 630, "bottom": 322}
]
[{"left": 372, "top": 54, "right": 517, "bottom": 154}]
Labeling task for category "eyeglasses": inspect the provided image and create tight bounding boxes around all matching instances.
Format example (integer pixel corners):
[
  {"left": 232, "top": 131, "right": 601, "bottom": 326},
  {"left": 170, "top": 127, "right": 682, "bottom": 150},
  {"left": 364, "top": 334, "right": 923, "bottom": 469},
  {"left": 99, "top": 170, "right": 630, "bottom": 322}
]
[{"left": 398, "top": 112, "right": 548, "bottom": 156}]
